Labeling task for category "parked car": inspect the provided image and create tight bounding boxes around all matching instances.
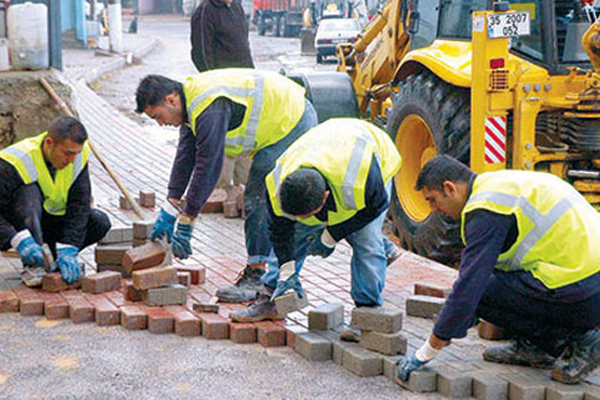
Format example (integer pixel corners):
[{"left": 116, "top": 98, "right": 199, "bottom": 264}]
[{"left": 314, "top": 18, "right": 360, "bottom": 63}]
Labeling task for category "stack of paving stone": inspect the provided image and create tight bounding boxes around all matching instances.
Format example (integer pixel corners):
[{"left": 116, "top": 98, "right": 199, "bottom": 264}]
[
  {"left": 94, "top": 220, "right": 157, "bottom": 276},
  {"left": 405, "top": 282, "right": 449, "bottom": 319},
  {"left": 132, "top": 266, "right": 187, "bottom": 306}
]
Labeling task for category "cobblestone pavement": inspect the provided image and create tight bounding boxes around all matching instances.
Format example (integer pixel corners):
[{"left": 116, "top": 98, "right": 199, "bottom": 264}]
[{"left": 0, "top": 13, "right": 598, "bottom": 400}]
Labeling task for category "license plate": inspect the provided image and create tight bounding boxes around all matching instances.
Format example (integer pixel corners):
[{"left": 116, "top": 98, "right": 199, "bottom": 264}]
[{"left": 487, "top": 11, "right": 530, "bottom": 38}]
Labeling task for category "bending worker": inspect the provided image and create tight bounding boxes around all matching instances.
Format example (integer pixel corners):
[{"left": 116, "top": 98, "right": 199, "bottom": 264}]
[
  {"left": 135, "top": 69, "right": 318, "bottom": 303},
  {"left": 398, "top": 155, "right": 600, "bottom": 385},
  {"left": 231, "top": 119, "right": 402, "bottom": 324},
  {"left": 0, "top": 116, "right": 111, "bottom": 286}
]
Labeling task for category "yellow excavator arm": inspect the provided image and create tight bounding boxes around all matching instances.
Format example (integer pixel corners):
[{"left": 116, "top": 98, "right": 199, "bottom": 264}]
[{"left": 582, "top": 17, "right": 600, "bottom": 71}]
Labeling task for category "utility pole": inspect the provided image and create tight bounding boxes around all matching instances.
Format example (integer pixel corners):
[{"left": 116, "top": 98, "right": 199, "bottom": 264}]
[{"left": 108, "top": 0, "right": 122, "bottom": 53}]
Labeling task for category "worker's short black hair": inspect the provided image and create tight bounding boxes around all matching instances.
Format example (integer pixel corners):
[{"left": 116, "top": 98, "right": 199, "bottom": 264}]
[
  {"left": 48, "top": 116, "right": 87, "bottom": 145},
  {"left": 416, "top": 155, "right": 474, "bottom": 192},
  {"left": 135, "top": 74, "right": 184, "bottom": 113},
  {"left": 280, "top": 168, "right": 327, "bottom": 216}
]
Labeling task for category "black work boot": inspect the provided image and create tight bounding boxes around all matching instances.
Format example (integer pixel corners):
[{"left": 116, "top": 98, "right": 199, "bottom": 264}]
[
  {"left": 552, "top": 329, "right": 600, "bottom": 385},
  {"left": 483, "top": 338, "right": 557, "bottom": 369}
]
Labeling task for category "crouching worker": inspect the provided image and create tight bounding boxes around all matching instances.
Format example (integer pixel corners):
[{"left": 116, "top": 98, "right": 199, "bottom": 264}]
[
  {"left": 0, "top": 116, "right": 111, "bottom": 286},
  {"left": 231, "top": 118, "right": 402, "bottom": 329},
  {"left": 397, "top": 155, "right": 600, "bottom": 385}
]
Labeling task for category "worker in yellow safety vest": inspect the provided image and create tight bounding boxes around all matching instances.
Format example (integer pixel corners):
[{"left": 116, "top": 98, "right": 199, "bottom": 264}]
[
  {"left": 230, "top": 119, "right": 402, "bottom": 329},
  {"left": 0, "top": 116, "right": 111, "bottom": 287},
  {"left": 134, "top": 69, "right": 318, "bottom": 304},
  {"left": 398, "top": 155, "right": 600, "bottom": 385}
]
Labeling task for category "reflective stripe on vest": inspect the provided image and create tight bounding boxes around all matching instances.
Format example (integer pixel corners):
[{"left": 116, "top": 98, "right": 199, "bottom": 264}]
[
  {"left": 467, "top": 190, "right": 585, "bottom": 271},
  {"left": 1, "top": 146, "right": 39, "bottom": 182}
]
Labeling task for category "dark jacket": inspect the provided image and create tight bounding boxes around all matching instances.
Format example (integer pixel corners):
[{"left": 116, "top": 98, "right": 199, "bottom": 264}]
[{"left": 190, "top": 0, "right": 254, "bottom": 72}]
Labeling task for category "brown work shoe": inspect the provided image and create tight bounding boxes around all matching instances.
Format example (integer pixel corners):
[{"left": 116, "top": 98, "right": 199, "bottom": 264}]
[
  {"left": 552, "top": 329, "right": 600, "bottom": 385},
  {"left": 483, "top": 339, "right": 557, "bottom": 369},
  {"left": 229, "top": 294, "right": 283, "bottom": 322}
]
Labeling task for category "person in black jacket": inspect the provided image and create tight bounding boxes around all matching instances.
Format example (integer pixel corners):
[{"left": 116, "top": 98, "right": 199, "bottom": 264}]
[
  {"left": 190, "top": 0, "right": 254, "bottom": 72},
  {"left": 0, "top": 116, "right": 110, "bottom": 287}
]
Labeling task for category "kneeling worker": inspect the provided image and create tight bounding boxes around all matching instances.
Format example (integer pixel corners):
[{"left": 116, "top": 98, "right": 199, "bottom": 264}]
[
  {"left": 0, "top": 116, "right": 111, "bottom": 286},
  {"left": 231, "top": 118, "right": 402, "bottom": 324},
  {"left": 398, "top": 155, "right": 600, "bottom": 385}
]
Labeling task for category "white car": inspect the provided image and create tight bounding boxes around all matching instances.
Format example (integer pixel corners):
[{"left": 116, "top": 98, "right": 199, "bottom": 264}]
[{"left": 315, "top": 18, "right": 361, "bottom": 63}]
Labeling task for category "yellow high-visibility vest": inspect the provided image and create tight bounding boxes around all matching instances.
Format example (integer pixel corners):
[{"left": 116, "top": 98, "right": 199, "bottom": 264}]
[
  {"left": 266, "top": 119, "right": 401, "bottom": 226},
  {"left": 461, "top": 170, "right": 600, "bottom": 289},
  {"left": 184, "top": 69, "right": 306, "bottom": 157},
  {"left": 0, "top": 132, "right": 91, "bottom": 216}
]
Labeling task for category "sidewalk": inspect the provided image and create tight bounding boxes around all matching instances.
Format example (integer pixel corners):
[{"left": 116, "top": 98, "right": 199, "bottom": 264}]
[{"left": 0, "top": 23, "right": 598, "bottom": 397}]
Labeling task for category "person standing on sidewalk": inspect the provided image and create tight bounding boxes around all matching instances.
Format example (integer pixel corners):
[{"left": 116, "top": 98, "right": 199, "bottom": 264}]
[
  {"left": 191, "top": 0, "right": 255, "bottom": 218},
  {"left": 0, "top": 116, "right": 111, "bottom": 287},
  {"left": 135, "top": 68, "right": 318, "bottom": 303},
  {"left": 397, "top": 155, "right": 600, "bottom": 385},
  {"left": 231, "top": 119, "right": 402, "bottom": 324}
]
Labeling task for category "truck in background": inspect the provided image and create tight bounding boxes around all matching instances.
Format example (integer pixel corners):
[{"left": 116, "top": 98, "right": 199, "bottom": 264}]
[{"left": 253, "top": 0, "right": 309, "bottom": 37}]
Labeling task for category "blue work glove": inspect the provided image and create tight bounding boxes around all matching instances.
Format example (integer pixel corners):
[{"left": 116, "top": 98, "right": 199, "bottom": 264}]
[
  {"left": 56, "top": 244, "right": 81, "bottom": 284},
  {"left": 12, "top": 230, "right": 44, "bottom": 268},
  {"left": 310, "top": 229, "right": 336, "bottom": 258},
  {"left": 171, "top": 220, "right": 193, "bottom": 260},
  {"left": 151, "top": 201, "right": 179, "bottom": 242},
  {"left": 397, "top": 354, "right": 427, "bottom": 381},
  {"left": 270, "top": 261, "right": 305, "bottom": 300}
]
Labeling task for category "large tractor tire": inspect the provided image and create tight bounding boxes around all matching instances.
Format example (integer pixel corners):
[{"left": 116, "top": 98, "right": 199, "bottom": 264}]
[{"left": 387, "top": 70, "right": 470, "bottom": 266}]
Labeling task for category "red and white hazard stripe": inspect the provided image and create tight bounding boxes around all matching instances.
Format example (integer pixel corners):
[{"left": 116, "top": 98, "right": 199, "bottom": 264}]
[{"left": 484, "top": 116, "right": 507, "bottom": 164}]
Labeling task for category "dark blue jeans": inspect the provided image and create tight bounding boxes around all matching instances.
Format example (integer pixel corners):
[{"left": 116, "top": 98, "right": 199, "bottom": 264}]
[
  {"left": 476, "top": 272, "right": 600, "bottom": 357},
  {"left": 244, "top": 99, "right": 318, "bottom": 265}
]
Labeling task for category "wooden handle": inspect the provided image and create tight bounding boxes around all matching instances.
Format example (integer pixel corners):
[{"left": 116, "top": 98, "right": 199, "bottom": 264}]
[{"left": 39, "top": 77, "right": 145, "bottom": 220}]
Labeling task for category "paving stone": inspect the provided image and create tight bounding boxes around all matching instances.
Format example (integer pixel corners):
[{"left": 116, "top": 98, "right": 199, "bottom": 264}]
[
  {"left": 97, "top": 264, "right": 131, "bottom": 277},
  {"left": 479, "top": 319, "right": 509, "bottom": 340},
  {"left": 199, "top": 313, "right": 229, "bottom": 339},
  {"left": 547, "top": 383, "right": 585, "bottom": 400},
  {"left": 99, "top": 226, "right": 133, "bottom": 245},
  {"left": 585, "top": 385, "right": 600, "bottom": 400},
  {"left": 361, "top": 331, "right": 407, "bottom": 355},
  {"left": 0, "top": 291, "right": 19, "bottom": 313},
  {"left": 472, "top": 371, "right": 508, "bottom": 400},
  {"left": 175, "top": 265, "right": 206, "bottom": 285},
  {"left": 342, "top": 345, "right": 383, "bottom": 377},
  {"left": 285, "top": 325, "right": 308, "bottom": 349},
  {"left": 124, "top": 281, "right": 143, "bottom": 302},
  {"left": 85, "top": 294, "right": 120, "bottom": 326},
  {"left": 132, "top": 266, "right": 177, "bottom": 290},
  {"left": 13, "top": 286, "right": 44, "bottom": 316},
  {"left": 200, "top": 188, "right": 226, "bottom": 213},
  {"left": 275, "top": 292, "right": 309, "bottom": 316},
  {"left": 396, "top": 366, "right": 437, "bottom": 393},
  {"left": 165, "top": 305, "right": 201, "bottom": 337},
  {"left": 36, "top": 290, "right": 69, "bottom": 320},
  {"left": 383, "top": 355, "right": 403, "bottom": 380},
  {"left": 139, "top": 191, "right": 156, "bottom": 208},
  {"left": 223, "top": 201, "right": 239, "bottom": 218},
  {"left": 501, "top": 372, "right": 545, "bottom": 400},
  {"left": 295, "top": 332, "right": 332, "bottom": 361},
  {"left": 142, "top": 284, "right": 187, "bottom": 306},
  {"left": 82, "top": 271, "right": 122, "bottom": 294},
  {"left": 123, "top": 242, "right": 167, "bottom": 273},
  {"left": 133, "top": 220, "right": 154, "bottom": 240},
  {"left": 42, "top": 272, "right": 82, "bottom": 292},
  {"left": 133, "top": 238, "right": 147, "bottom": 248},
  {"left": 414, "top": 282, "right": 451, "bottom": 298},
  {"left": 319, "top": 331, "right": 358, "bottom": 366},
  {"left": 61, "top": 291, "right": 95, "bottom": 323},
  {"left": 120, "top": 306, "right": 147, "bottom": 330},
  {"left": 192, "top": 302, "right": 219, "bottom": 313},
  {"left": 119, "top": 195, "right": 138, "bottom": 210},
  {"left": 351, "top": 306, "right": 403, "bottom": 333},
  {"left": 405, "top": 295, "right": 445, "bottom": 319},
  {"left": 177, "top": 271, "right": 191, "bottom": 288},
  {"left": 308, "top": 303, "right": 344, "bottom": 331},
  {"left": 146, "top": 307, "right": 174, "bottom": 334},
  {"left": 436, "top": 365, "right": 473, "bottom": 398},
  {"left": 94, "top": 244, "right": 131, "bottom": 265},
  {"left": 229, "top": 322, "right": 257, "bottom": 344},
  {"left": 257, "top": 321, "right": 287, "bottom": 347}
]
